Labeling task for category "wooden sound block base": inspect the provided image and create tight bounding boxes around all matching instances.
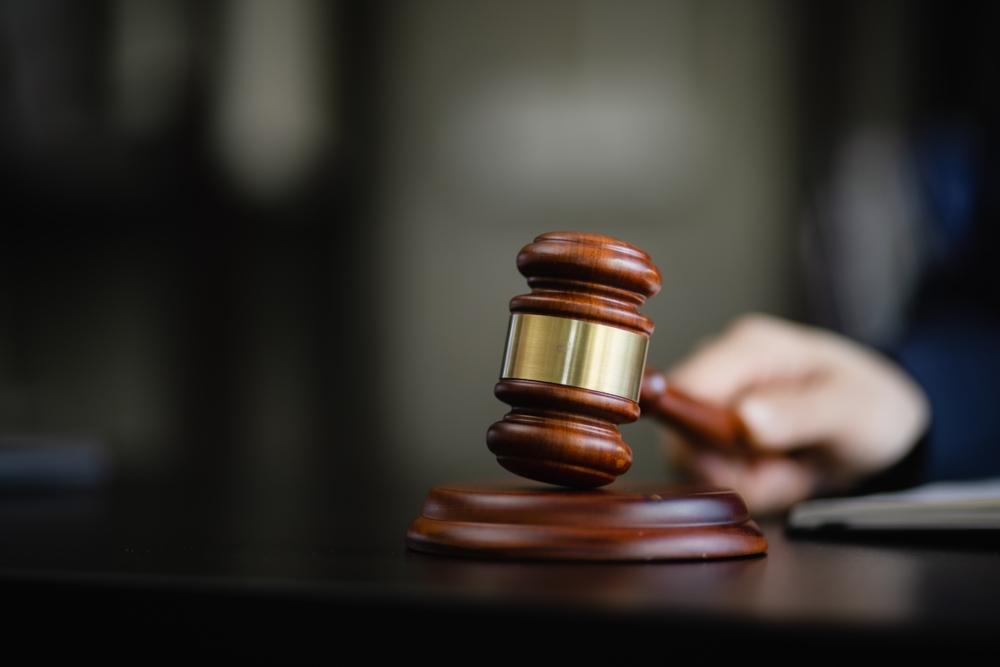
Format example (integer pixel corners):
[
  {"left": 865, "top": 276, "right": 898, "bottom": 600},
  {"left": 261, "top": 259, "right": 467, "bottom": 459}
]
[{"left": 406, "top": 481, "right": 767, "bottom": 561}]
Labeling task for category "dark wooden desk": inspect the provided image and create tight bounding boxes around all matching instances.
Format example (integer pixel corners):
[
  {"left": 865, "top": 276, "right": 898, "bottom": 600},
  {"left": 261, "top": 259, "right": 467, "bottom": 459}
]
[{"left": 1, "top": 482, "right": 997, "bottom": 656}]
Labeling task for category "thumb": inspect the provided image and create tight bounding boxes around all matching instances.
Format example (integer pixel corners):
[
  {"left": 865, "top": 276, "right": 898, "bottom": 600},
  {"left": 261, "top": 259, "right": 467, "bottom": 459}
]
[{"left": 736, "top": 380, "right": 844, "bottom": 452}]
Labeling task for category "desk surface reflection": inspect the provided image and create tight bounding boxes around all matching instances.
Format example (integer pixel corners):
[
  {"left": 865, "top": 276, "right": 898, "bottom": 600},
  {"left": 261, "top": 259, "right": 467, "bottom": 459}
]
[{"left": 0, "top": 482, "right": 996, "bottom": 653}]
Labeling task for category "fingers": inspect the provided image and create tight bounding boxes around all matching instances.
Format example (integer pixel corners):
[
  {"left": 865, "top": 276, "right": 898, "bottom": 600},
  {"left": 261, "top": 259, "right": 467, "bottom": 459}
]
[
  {"left": 736, "top": 377, "right": 846, "bottom": 452},
  {"left": 698, "top": 453, "right": 819, "bottom": 516},
  {"left": 662, "top": 312, "right": 931, "bottom": 508},
  {"left": 666, "top": 430, "right": 819, "bottom": 515},
  {"left": 668, "top": 314, "right": 822, "bottom": 406},
  {"left": 735, "top": 338, "right": 929, "bottom": 472}
]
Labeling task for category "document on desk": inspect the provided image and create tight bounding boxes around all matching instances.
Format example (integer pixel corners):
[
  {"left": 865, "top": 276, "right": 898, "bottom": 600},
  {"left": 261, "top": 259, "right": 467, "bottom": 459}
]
[{"left": 788, "top": 477, "right": 1000, "bottom": 530}]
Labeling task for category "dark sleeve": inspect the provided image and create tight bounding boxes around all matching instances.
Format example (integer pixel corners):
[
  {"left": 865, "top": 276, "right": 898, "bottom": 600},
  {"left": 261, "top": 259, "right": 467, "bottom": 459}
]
[
  {"left": 889, "top": 125, "right": 1000, "bottom": 483},
  {"left": 893, "top": 298, "right": 1000, "bottom": 482}
]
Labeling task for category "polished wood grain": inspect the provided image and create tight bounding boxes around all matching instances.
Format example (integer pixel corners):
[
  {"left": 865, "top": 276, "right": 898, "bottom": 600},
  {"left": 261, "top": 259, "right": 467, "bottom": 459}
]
[
  {"left": 510, "top": 231, "right": 661, "bottom": 336},
  {"left": 488, "top": 232, "right": 662, "bottom": 487},
  {"left": 639, "top": 366, "right": 749, "bottom": 453},
  {"left": 488, "top": 380, "right": 640, "bottom": 487},
  {"left": 406, "top": 481, "right": 768, "bottom": 561}
]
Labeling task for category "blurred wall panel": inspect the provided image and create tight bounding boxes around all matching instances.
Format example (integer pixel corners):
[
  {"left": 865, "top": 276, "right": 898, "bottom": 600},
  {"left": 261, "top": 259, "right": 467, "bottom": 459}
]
[
  {"left": 110, "top": 0, "right": 189, "bottom": 137},
  {"left": 375, "top": 0, "right": 801, "bottom": 488},
  {"left": 212, "top": 0, "right": 337, "bottom": 203},
  {"left": 0, "top": 246, "right": 179, "bottom": 475},
  {"left": 0, "top": 0, "right": 346, "bottom": 490},
  {"left": 233, "top": 239, "right": 319, "bottom": 486}
]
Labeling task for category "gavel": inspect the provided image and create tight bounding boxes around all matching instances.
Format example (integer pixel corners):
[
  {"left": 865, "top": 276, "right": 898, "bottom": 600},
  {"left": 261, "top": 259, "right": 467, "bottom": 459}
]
[
  {"left": 406, "top": 230, "right": 769, "bottom": 561},
  {"left": 487, "top": 231, "right": 747, "bottom": 488}
]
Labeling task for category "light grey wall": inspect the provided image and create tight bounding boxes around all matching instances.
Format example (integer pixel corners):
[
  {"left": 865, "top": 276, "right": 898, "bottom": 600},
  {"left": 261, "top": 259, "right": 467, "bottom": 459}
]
[{"left": 374, "top": 0, "right": 802, "bottom": 489}]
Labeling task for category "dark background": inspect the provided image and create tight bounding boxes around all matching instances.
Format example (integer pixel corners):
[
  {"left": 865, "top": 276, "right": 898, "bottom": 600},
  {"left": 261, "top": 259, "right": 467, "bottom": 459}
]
[{"left": 0, "top": 0, "right": 993, "bottom": 545}]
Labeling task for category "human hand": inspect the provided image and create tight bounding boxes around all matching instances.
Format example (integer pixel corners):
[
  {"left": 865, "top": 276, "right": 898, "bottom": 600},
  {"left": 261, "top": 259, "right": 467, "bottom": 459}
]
[{"left": 661, "top": 314, "right": 930, "bottom": 514}]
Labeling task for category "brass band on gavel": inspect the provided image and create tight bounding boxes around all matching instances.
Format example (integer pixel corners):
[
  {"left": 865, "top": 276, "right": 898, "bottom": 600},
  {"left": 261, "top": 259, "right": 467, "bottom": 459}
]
[{"left": 500, "top": 314, "right": 648, "bottom": 403}]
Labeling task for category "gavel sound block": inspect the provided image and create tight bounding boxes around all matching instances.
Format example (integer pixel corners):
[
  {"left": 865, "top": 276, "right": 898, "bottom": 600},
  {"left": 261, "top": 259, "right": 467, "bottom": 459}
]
[{"left": 406, "top": 232, "right": 766, "bottom": 561}]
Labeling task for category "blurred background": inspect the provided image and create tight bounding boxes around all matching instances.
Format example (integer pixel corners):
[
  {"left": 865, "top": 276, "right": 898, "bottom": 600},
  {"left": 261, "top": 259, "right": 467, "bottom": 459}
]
[{"left": 0, "top": 0, "right": 992, "bottom": 542}]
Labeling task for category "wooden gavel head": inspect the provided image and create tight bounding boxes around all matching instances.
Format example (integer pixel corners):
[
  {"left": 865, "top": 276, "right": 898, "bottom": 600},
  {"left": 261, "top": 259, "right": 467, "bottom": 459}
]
[{"left": 486, "top": 232, "right": 662, "bottom": 488}]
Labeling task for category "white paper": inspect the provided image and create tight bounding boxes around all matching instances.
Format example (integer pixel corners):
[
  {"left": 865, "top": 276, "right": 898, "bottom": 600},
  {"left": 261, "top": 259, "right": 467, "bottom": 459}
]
[{"left": 788, "top": 477, "right": 1000, "bottom": 530}]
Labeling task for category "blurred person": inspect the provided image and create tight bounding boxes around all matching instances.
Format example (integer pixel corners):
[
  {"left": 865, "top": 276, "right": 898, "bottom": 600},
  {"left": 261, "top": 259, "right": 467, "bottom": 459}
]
[
  {"left": 664, "top": 1, "right": 1000, "bottom": 513},
  {"left": 663, "top": 313, "right": 930, "bottom": 514},
  {"left": 667, "top": 130, "right": 1000, "bottom": 514}
]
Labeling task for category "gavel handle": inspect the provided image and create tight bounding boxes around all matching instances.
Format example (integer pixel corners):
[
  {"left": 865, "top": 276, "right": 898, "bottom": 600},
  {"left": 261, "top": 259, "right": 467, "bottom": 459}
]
[{"left": 639, "top": 366, "right": 748, "bottom": 452}]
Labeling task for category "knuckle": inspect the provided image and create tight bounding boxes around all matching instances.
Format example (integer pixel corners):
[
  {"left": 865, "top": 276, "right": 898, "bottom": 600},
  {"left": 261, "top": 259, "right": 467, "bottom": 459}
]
[{"left": 727, "top": 312, "right": 774, "bottom": 338}]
